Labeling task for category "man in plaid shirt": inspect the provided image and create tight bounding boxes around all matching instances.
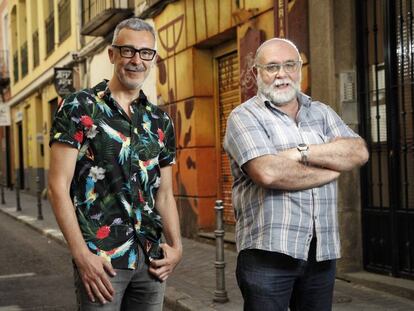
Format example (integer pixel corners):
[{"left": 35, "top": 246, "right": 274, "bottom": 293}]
[{"left": 224, "top": 38, "right": 369, "bottom": 311}]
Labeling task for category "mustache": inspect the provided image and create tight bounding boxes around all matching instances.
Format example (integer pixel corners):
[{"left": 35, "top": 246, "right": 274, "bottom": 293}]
[{"left": 124, "top": 64, "right": 146, "bottom": 72}]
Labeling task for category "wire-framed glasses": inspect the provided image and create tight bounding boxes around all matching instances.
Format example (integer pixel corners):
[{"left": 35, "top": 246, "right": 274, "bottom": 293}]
[{"left": 255, "top": 61, "right": 302, "bottom": 74}]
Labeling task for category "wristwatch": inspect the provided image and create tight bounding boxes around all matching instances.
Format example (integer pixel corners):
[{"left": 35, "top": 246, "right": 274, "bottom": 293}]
[{"left": 297, "top": 143, "right": 309, "bottom": 165}]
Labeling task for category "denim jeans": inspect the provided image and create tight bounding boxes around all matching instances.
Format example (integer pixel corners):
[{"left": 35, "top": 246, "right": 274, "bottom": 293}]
[
  {"left": 74, "top": 244, "right": 165, "bottom": 311},
  {"left": 236, "top": 238, "right": 336, "bottom": 311}
]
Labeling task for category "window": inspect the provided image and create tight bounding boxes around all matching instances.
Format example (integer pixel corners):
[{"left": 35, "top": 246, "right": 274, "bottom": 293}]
[{"left": 58, "top": 0, "right": 71, "bottom": 43}]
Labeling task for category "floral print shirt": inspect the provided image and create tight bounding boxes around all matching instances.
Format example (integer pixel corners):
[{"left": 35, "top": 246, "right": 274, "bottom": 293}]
[{"left": 50, "top": 80, "right": 176, "bottom": 269}]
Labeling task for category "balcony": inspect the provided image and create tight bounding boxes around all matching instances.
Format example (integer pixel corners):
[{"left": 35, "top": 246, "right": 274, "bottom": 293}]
[
  {"left": 81, "top": 0, "right": 134, "bottom": 36},
  {"left": 0, "top": 50, "right": 10, "bottom": 88},
  {"left": 21, "top": 41, "right": 28, "bottom": 78}
]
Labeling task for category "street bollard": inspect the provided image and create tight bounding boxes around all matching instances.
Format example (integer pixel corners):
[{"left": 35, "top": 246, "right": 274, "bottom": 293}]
[
  {"left": 213, "top": 200, "right": 229, "bottom": 303},
  {"left": 16, "top": 174, "right": 21, "bottom": 212},
  {"left": 36, "top": 176, "right": 43, "bottom": 220},
  {"left": 1, "top": 174, "right": 5, "bottom": 204}
]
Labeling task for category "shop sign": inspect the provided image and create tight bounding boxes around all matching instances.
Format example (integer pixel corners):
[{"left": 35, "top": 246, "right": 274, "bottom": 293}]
[{"left": 54, "top": 67, "right": 75, "bottom": 96}]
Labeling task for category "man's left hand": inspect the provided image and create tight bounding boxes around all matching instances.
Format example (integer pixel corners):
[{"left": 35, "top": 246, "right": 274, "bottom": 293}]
[{"left": 148, "top": 243, "right": 182, "bottom": 281}]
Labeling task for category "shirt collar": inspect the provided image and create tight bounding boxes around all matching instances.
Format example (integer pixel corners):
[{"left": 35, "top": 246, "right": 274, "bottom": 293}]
[{"left": 93, "top": 79, "right": 149, "bottom": 107}]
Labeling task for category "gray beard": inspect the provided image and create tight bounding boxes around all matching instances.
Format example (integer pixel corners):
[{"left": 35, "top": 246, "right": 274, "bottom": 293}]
[{"left": 257, "top": 76, "right": 301, "bottom": 106}]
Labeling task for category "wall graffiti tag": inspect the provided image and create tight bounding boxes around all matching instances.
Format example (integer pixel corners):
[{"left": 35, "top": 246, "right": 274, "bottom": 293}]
[
  {"left": 240, "top": 28, "right": 265, "bottom": 102},
  {"left": 157, "top": 15, "right": 185, "bottom": 104}
]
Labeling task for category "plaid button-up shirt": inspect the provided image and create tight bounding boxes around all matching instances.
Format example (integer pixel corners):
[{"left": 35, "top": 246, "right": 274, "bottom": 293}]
[{"left": 224, "top": 92, "right": 359, "bottom": 261}]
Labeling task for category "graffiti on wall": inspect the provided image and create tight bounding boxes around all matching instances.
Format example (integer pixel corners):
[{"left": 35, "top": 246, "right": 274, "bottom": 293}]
[{"left": 240, "top": 28, "right": 265, "bottom": 102}]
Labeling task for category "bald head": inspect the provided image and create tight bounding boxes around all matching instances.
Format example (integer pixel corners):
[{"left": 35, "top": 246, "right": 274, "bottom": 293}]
[{"left": 254, "top": 38, "right": 302, "bottom": 65}]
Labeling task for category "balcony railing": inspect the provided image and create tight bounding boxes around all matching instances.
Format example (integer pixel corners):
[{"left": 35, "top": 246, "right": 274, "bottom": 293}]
[
  {"left": 81, "top": 0, "right": 134, "bottom": 36},
  {"left": 33, "top": 30, "right": 39, "bottom": 68},
  {"left": 58, "top": 0, "right": 71, "bottom": 43},
  {"left": 0, "top": 50, "right": 10, "bottom": 88},
  {"left": 13, "top": 51, "right": 18, "bottom": 83},
  {"left": 20, "top": 41, "right": 28, "bottom": 78},
  {"left": 45, "top": 11, "right": 55, "bottom": 56}
]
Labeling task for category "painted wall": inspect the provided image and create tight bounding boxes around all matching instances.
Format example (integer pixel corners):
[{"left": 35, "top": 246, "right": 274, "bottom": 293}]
[
  {"left": 147, "top": 0, "right": 289, "bottom": 235},
  {"left": 9, "top": 0, "right": 79, "bottom": 96},
  {"left": 7, "top": 0, "right": 79, "bottom": 193},
  {"left": 145, "top": 0, "right": 364, "bottom": 275},
  {"left": 89, "top": 46, "right": 113, "bottom": 87}
]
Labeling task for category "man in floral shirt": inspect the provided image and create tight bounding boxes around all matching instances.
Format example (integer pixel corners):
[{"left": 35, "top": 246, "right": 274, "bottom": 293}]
[{"left": 48, "top": 18, "right": 182, "bottom": 310}]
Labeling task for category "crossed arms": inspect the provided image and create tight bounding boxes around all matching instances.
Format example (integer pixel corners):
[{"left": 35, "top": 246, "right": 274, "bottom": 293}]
[{"left": 244, "top": 137, "right": 369, "bottom": 191}]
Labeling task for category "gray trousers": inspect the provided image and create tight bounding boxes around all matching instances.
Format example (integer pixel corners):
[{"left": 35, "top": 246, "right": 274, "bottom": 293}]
[{"left": 74, "top": 245, "right": 165, "bottom": 311}]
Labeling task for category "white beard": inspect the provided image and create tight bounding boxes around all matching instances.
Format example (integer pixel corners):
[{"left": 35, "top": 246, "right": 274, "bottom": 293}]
[{"left": 257, "top": 74, "right": 301, "bottom": 106}]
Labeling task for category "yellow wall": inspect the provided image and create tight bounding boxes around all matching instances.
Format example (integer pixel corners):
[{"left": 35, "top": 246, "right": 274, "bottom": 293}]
[
  {"left": 152, "top": 0, "right": 273, "bottom": 60},
  {"left": 9, "top": 0, "right": 79, "bottom": 96},
  {"left": 148, "top": 0, "right": 276, "bottom": 231},
  {"left": 10, "top": 92, "right": 46, "bottom": 170},
  {"left": 41, "top": 83, "right": 59, "bottom": 170}
]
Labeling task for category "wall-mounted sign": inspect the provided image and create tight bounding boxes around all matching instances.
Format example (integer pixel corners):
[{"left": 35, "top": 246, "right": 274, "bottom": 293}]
[
  {"left": 54, "top": 67, "right": 75, "bottom": 96},
  {"left": 15, "top": 111, "right": 23, "bottom": 122},
  {"left": 0, "top": 105, "right": 11, "bottom": 126}
]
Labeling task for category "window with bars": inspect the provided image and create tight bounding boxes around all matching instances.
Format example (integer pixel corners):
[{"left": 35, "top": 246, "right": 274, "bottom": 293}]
[
  {"left": 45, "top": 11, "right": 55, "bottom": 56},
  {"left": 58, "top": 0, "right": 71, "bottom": 43},
  {"left": 357, "top": 0, "right": 414, "bottom": 279},
  {"left": 20, "top": 41, "right": 28, "bottom": 77},
  {"left": 13, "top": 51, "right": 18, "bottom": 83},
  {"left": 33, "top": 30, "right": 39, "bottom": 68}
]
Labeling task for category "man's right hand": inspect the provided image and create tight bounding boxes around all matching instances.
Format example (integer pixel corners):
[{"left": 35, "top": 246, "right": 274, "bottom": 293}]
[{"left": 74, "top": 252, "right": 117, "bottom": 304}]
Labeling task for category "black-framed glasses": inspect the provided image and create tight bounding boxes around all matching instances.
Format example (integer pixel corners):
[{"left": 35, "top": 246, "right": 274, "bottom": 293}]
[
  {"left": 255, "top": 61, "right": 302, "bottom": 74},
  {"left": 112, "top": 45, "right": 157, "bottom": 61}
]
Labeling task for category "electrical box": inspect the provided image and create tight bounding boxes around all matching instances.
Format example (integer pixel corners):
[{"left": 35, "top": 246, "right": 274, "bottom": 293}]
[{"left": 339, "top": 71, "right": 358, "bottom": 125}]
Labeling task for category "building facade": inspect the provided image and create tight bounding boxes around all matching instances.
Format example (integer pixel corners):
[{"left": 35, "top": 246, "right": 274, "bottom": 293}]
[
  {"left": 6, "top": 0, "right": 79, "bottom": 194},
  {"left": 134, "top": 0, "right": 414, "bottom": 280},
  {"left": 0, "top": 0, "right": 11, "bottom": 189},
  {"left": 1, "top": 0, "right": 413, "bottom": 281}
]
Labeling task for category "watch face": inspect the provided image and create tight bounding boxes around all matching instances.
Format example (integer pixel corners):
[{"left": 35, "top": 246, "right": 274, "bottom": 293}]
[{"left": 297, "top": 143, "right": 309, "bottom": 151}]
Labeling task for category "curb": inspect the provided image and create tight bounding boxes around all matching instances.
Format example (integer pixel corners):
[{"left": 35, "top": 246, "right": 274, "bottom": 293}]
[
  {"left": 164, "top": 287, "right": 217, "bottom": 311},
  {"left": 0, "top": 206, "right": 66, "bottom": 246}
]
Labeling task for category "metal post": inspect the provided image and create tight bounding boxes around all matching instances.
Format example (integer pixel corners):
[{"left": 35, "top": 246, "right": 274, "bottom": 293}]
[
  {"left": 1, "top": 173, "right": 5, "bottom": 204},
  {"left": 213, "top": 200, "right": 229, "bottom": 303},
  {"left": 16, "top": 174, "right": 21, "bottom": 212},
  {"left": 36, "top": 176, "right": 43, "bottom": 220}
]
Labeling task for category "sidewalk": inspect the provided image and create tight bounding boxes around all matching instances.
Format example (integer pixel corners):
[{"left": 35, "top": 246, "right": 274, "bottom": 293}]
[{"left": 0, "top": 188, "right": 413, "bottom": 311}]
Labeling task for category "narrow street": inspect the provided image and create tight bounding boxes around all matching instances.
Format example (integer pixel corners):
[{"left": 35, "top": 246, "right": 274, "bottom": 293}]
[
  {"left": 0, "top": 212, "right": 76, "bottom": 310},
  {"left": 0, "top": 211, "right": 173, "bottom": 311}
]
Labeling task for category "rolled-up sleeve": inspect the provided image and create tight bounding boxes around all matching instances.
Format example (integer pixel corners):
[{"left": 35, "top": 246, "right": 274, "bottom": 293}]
[
  {"left": 224, "top": 107, "right": 277, "bottom": 168},
  {"left": 49, "top": 94, "right": 86, "bottom": 150},
  {"left": 324, "top": 105, "right": 360, "bottom": 139},
  {"left": 158, "top": 112, "right": 176, "bottom": 167}
]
